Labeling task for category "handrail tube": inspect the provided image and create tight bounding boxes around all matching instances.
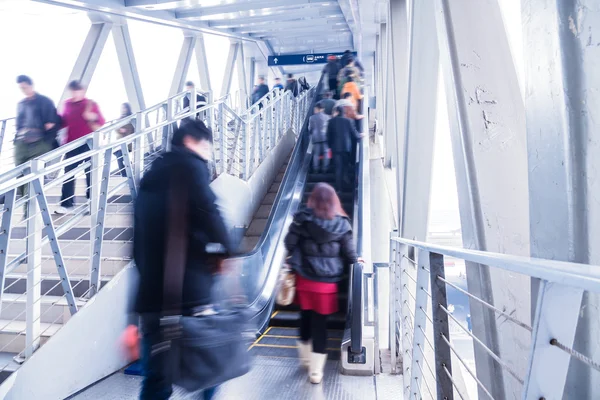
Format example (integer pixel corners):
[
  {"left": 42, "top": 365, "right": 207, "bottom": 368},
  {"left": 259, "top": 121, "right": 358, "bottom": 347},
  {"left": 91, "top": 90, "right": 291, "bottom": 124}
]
[{"left": 392, "top": 237, "right": 600, "bottom": 293}]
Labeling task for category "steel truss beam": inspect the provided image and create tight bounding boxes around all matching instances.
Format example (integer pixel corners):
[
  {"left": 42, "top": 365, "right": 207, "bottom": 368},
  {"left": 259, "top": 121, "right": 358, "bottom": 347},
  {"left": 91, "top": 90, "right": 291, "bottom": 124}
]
[
  {"left": 399, "top": 0, "right": 438, "bottom": 242},
  {"left": 169, "top": 35, "right": 196, "bottom": 96},
  {"left": 112, "top": 22, "right": 146, "bottom": 111},
  {"left": 522, "top": 0, "right": 600, "bottom": 397},
  {"left": 220, "top": 42, "right": 239, "bottom": 98},
  {"left": 249, "top": 26, "right": 350, "bottom": 39},
  {"left": 236, "top": 43, "right": 248, "bottom": 105},
  {"left": 60, "top": 21, "right": 112, "bottom": 104},
  {"left": 194, "top": 33, "right": 212, "bottom": 93},
  {"left": 175, "top": 0, "right": 334, "bottom": 19},
  {"left": 434, "top": 1, "right": 530, "bottom": 399},
  {"left": 235, "top": 19, "right": 346, "bottom": 34},
  {"left": 208, "top": 10, "right": 344, "bottom": 28}
]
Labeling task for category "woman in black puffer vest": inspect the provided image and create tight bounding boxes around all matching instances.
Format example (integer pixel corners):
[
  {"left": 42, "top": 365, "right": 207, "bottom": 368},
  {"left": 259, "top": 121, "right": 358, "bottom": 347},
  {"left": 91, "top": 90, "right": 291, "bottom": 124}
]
[{"left": 284, "top": 183, "right": 358, "bottom": 384}]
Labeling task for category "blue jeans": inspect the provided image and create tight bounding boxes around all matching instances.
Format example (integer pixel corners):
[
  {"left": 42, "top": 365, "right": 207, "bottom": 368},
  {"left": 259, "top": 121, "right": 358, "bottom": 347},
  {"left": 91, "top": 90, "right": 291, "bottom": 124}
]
[{"left": 140, "top": 314, "right": 218, "bottom": 400}]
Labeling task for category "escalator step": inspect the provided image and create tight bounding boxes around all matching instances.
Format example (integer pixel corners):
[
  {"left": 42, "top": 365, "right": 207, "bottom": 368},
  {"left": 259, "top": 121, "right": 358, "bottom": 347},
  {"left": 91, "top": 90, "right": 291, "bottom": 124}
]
[{"left": 270, "top": 311, "right": 346, "bottom": 331}]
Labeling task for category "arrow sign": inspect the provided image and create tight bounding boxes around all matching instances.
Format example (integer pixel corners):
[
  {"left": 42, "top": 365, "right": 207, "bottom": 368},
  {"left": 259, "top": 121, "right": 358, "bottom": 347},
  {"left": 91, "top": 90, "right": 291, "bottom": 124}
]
[{"left": 268, "top": 52, "right": 356, "bottom": 67}]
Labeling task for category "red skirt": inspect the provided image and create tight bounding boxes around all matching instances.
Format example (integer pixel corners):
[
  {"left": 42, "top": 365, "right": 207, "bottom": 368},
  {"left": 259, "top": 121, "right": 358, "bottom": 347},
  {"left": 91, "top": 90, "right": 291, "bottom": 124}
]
[{"left": 294, "top": 274, "right": 338, "bottom": 315}]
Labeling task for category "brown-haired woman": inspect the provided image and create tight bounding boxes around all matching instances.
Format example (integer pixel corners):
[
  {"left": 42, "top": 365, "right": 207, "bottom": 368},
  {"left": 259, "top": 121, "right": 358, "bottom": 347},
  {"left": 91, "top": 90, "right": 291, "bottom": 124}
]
[{"left": 284, "top": 183, "right": 358, "bottom": 384}]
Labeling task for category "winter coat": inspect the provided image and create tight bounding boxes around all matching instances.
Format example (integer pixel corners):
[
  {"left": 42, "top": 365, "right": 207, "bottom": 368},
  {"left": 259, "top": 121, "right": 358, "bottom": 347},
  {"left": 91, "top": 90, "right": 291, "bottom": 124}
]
[
  {"left": 133, "top": 147, "right": 233, "bottom": 313},
  {"left": 252, "top": 83, "right": 270, "bottom": 104},
  {"left": 285, "top": 79, "right": 299, "bottom": 97},
  {"left": 284, "top": 208, "right": 357, "bottom": 283},
  {"left": 327, "top": 115, "right": 360, "bottom": 154},
  {"left": 323, "top": 61, "right": 341, "bottom": 79},
  {"left": 308, "top": 112, "right": 329, "bottom": 143},
  {"left": 183, "top": 93, "right": 208, "bottom": 110},
  {"left": 61, "top": 98, "right": 105, "bottom": 143}
]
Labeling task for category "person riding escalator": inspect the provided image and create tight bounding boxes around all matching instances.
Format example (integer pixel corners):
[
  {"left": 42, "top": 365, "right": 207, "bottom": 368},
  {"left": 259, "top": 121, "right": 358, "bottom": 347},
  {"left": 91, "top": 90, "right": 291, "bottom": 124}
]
[{"left": 284, "top": 183, "right": 358, "bottom": 384}]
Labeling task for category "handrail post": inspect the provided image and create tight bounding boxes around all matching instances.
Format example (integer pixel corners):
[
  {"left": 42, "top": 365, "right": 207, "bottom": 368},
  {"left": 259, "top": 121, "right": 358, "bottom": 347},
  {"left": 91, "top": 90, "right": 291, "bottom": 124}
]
[
  {"left": 0, "top": 119, "right": 7, "bottom": 157},
  {"left": 88, "top": 130, "right": 102, "bottom": 296},
  {"left": 165, "top": 99, "right": 174, "bottom": 153},
  {"left": 25, "top": 159, "right": 42, "bottom": 359},
  {"left": 134, "top": 112, "right": 144, "bottom": 184},
  {"left": 242, "top": 121, "right": 250, "bottom": 180},
  {"left": 429, "top": 252, "right": 454, "bottom": 400},
  {"left": 218, "top": 103, "right": 226, "bottom": 174}
]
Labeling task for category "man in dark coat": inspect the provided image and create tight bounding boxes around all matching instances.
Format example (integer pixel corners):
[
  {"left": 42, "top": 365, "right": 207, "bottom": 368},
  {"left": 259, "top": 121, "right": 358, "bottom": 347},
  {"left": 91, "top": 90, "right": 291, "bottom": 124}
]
[
  {"left": 285, "top": 73, "right": 299, "bottom": 97},
  {"left": 322, "top": 55, "right": 341, "bottom": 98},
  {"left": 326, "top": 106, "right": 362, "bottom": 191},
  {"left": 133, "top": 119, "right": 233, "bottom": 400},
  {"left": 252, "top": 76, "right": 270, "bottom": 105},
  {"left": 183, "top": 81, "right": 208, "bottom": 120}
]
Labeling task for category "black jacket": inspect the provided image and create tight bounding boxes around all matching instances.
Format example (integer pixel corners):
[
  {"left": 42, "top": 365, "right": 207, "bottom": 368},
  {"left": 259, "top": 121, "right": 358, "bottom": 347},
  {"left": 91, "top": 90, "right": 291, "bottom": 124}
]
[
  {"left": 323, "top": 61, "right": 341, "bottom": 79},
  {"left": 284, "top": 209, "right": 357, "bottom": 283},
  {"left": 327, "top": 115, "right": 359, "bottom": 153},
  {"left": 133, "top": 147, "right": 233, "bottom": 314},
  {"left": 183, "top": 93, "right": 208, "bottom": 110},
  {"left": 16, "top": 94, "right": 61, "bottom": 145},
  {"left": 252, "top": 83, "right": 270, "bottom": 104},
  {"left": 285, "top": 79, "right": 299, "bottom": 97}
]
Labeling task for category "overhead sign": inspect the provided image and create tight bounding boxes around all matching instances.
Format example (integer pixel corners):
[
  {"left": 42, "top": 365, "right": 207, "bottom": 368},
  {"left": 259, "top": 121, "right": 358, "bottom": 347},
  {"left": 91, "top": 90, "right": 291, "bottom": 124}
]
[{"left": 268, "top": 52, "right": 357, "bottom": 67}]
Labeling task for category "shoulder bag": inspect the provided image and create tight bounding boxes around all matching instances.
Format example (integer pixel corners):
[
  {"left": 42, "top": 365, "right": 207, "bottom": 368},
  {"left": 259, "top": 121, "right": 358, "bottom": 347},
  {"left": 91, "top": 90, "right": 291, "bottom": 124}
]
[{"left": 154, "top": 172, "right": 252, "bottom": 392}]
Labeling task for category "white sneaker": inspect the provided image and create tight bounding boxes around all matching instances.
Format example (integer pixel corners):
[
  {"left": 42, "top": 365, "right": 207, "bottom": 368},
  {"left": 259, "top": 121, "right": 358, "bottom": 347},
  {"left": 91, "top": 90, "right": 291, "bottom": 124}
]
[{"left": 54, "top": 206, "right": 73, "bottom": 215}]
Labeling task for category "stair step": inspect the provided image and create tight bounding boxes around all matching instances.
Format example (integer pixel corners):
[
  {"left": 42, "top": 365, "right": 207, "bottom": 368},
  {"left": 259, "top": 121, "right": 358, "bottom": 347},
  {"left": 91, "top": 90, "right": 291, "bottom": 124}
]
[
  {"left": 0, "top": 294, "right": 86, "bottom": 324},
  {"left": 4, "top": 274, "right": 112, "bottom": 297},
  {"left": 255, "top": 204, "right": 272, "bottom": 219},
  {"left": 7, "top": 240, "right": 131, "bottom": 259},
  {"left": 246, "top": 218, "right": 268, "bottom": 237},
  {"left": 0, "top": 319, "right": 61, "bottom": 353},
  {"left": 270, "top": 311, "right": 346, "bottom": 331},
  {"left": 8, "top": 227, "right": 133, "bottom": 242},
  {"left": 239, "top": 236, "right": 260, "bottom": 253},
  {"left": 262, "top": 193, "right": 277, "bottom": 205},
  {"left": 10, "top": 257, "right": 128, "bottom": 277}
]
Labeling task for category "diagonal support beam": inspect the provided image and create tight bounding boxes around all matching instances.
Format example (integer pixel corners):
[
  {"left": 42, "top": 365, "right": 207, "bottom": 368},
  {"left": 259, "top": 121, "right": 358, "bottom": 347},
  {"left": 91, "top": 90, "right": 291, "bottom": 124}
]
[
  {"left": 112, "top": 22, "right": 146, "bottom": 112},
  {"left": 194, "top": 33, "right": 212, "bottom": 93},
  {"left": 60, "top": 21, "right": 112, "bottom": 104},
  {"left": 220, "top": 42, "right": 239, "bottom": 98},
  {"left": 169, "top": 35, "right": 196, "bottom": 97},
  {"left": 236, "top": 43, "right": 248, "bottom": 105}
]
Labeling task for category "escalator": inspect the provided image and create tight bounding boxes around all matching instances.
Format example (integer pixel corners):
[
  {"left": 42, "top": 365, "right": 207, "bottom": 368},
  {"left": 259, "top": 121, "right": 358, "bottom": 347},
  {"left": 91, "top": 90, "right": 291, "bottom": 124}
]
[
  {"left": 241, "top": 73, "right": 365, "bottom": 365},
  {"left": 251, "top": 169, "right": 356, "bottom": 360}
]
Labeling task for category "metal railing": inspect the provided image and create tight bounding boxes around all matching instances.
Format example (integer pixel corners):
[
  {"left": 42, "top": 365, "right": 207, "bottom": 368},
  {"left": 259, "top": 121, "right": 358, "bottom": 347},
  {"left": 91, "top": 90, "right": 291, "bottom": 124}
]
[
  {"left": 0, "top": 86, "right": 313, "bottom": 372},
  {"left": 389, "top": 236, "right": 600, "bottom": 399}
]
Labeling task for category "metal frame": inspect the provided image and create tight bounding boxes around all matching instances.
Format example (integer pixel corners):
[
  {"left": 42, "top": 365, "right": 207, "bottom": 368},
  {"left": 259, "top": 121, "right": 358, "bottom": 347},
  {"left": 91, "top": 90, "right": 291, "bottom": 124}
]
[
  {"left": 434, "top": 1, "right": 530, "bottom": 397},
  {"left": 112, "top": 21, "right": 147, "bottom": 112},
  {"left": 60, "top": 21, "right": 112, "bottom": 104},
  {"left": 390, "top": 236, "right": 600, "bottom": 400},
  {"left": 194, "top": 33, "right": 212, "bottom": 93},
  {"left": 220, "top": 42, "right": 239, "bottom": 98},
  {"left": 169, "top": 35, "right": 196, "bottom": 97}
]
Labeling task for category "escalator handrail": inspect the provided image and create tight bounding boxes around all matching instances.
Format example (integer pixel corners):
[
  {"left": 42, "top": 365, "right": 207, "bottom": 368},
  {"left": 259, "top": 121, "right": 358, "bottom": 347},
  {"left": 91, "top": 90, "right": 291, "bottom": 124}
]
[
  {"left": 348, "top": 93, "right": 369, "bottom": 356},
  {"left": 233, "top": 73, "right": 326, "bottom": 331}
]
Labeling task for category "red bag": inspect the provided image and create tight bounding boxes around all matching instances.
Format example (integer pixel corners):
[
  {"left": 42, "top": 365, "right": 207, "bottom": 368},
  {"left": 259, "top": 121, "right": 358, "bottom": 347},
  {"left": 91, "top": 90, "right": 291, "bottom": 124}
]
[
  {"left": 120, "top": 324, "right": 140, "bottom": 361},
  {"left": 327, "top": 149, "right": 332, "bottom": 159}
]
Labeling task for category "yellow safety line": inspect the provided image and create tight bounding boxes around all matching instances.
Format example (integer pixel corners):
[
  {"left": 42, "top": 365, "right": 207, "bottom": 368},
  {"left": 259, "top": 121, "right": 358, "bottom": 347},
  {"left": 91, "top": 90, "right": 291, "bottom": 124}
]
[
  {"left": 263, "top": 334, "right": 344, "bottom": 341},
  {"left": 249, "top": 327, "right": 273, "bottom": 350},
  {"left": 252, "top": 343, "right": 340, "bottom": 351},
  {"left": 271, "top": 311, "right": 280, "bottom": 318}
]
